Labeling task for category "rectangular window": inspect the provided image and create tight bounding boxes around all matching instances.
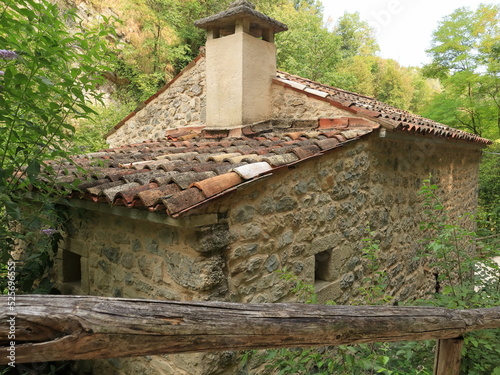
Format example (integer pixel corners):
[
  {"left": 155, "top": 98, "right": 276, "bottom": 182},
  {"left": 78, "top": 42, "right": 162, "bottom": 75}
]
[
  {"left": 315, "top": 249, "right": 332, "bottom": 282},
  {"left": 63, "top": 250, "right": 81, "bottom": 283}
]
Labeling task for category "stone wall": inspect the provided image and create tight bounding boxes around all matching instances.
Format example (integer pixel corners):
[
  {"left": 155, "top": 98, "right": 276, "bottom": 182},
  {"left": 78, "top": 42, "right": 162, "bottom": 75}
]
[
  {"left": 271, "top": 84, "right": 351, "bottom": 120},
  {"left": 220, "top": 132, "right": 482, "bottom": 305},
  {"left": 105, "top": 57, "right": 207, "bottom": 148},
  {"left": 53, "top": 209, "right": 233, "bottom": 375},
  {"left": 54, "top": 209, "right": 229, "bottom": 301}
]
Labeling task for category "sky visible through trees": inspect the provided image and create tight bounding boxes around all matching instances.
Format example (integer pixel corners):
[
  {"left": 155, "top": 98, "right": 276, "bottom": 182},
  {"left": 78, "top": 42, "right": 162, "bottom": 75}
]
[{"left": 321, "top": 0, "right": 490, "bottom": 67}]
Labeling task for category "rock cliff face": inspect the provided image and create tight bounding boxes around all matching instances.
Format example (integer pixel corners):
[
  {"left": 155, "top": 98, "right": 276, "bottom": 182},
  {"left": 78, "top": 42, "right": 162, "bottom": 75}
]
[{"left": 52, "top": 0, "right": 178, "bottom": 98}]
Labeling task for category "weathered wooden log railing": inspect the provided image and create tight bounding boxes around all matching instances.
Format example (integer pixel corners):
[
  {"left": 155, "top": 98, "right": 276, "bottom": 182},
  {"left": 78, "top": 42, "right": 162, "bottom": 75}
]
[{"left": 1, "top": 295, "right": 499, "bottom": 374}]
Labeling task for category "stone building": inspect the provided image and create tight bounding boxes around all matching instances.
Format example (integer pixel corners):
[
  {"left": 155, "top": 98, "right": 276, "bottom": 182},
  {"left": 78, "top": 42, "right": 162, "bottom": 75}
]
[{"left": 48, "top": 1, "right": 490, "bottom": 374}]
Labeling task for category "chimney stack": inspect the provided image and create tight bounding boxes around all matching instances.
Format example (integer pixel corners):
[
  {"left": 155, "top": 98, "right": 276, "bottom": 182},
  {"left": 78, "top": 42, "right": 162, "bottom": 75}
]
[{"left": 195, "top": 0, "right": 287, "bottom": 130}]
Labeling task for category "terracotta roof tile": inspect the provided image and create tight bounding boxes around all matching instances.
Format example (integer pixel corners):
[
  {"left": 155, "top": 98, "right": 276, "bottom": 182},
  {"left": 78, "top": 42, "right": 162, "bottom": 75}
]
[
  {"left": 262, "top": 153, "right": 299, "bottom": 166},
  {"left": 211, "top": 162, "right": 246, "bottom": 175},
  {"left": 319, "top": 118, "right": 348, "bottom": 128},
  {"left": 138, "top": 184, "right": 181, "bottom": 207},
  {"left": 163, "top": 187, "right": 206, "bottom": 215},
  {"left": 193, "top": 154, "right": 213, "bottom": 163},
  {"left": 341, "top": 130, "right": 364, "bottom": 140},
  {"left": 233, "top": 162, "right": 273, "bottom": 179},
  {"left": 226, "top": 154, "right": 261, "bottom": 164},
  {"left": 314, "top": 138, "right": 341, "bottom": 151},
  {"left": 193, "top": 172, "right": 243, "bottom": 198},
  {"left": 122, "top": 170, "right": 166, "bottom": 184},
  {"left": 77, "top": 178, "right": 110, "bottom": 191},
  {"left": 284, "top": 131, "right": 305, "bottom": 140},
  {"left": 271, "top": 145, "right": 299, "bottom": 155},
  {"left": 322, "top": 130, "right": 342, "bottom": 138},
  {"left": 303, "top": 131, "right": 322, "bottom": 139},
  {"left": 103, "top": 182, "right": 140, "bottom": 202},
  {"left": 106, "top": 169, "right": 149, "bottom": 182},
  {"left": 333, "top": 134, "right": 347, "bottom": 143},
  {"left": 164, "top": 152, "right": 200, "bottom": 161},
  {"left": 116, "top": 183, "right": 159, "bottom": 205},
  {"left": 171, "top": 171, "right": 217, "bottom": 190},
  {"left": 208, "top": 153, "right": 242, "bottom": 162},
  {"left": 291, "top": 145, "right": 321, "bottom": 159},
  {"left": 86, "top": 180, "right": 124, "bottom": 196},
  {"left": 157, "top": 160, "right": 186, "bottom": 172}
]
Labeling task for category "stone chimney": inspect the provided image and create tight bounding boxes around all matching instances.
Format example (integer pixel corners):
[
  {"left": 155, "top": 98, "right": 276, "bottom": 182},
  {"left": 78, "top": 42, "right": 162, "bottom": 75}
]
[{"left": 195, "top": 0, "right": 287, "bottom": 130}]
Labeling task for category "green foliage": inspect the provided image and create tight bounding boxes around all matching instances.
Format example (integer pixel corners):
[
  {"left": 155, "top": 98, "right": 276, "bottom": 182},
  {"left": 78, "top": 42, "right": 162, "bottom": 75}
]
[
  {"left": 478, "top": 141, "right": 500, "bottom": 248},
  {"left": 268, "top": 1, "right": 341, "bottom": 83},
  {"left": 416, "top": 178, "right": 500, "bottom": 374},
  {"left": 332, "top": 55, "right": 439, "bottom": 112},
  {"left": 73, "top": 102, "right": 135, "bottom": 152},
  {"left": 277, "top": 268, "right": 318, "bottom": 304},
  {"left": 0, "top": 0, "right": 114, "bottom": 293},
  {"left": 144, "top": 0, "right": 231, "bottom": 72},
  {"left": 335, "top": 12, "right": 379, "bottom": 59},
  {"left": 357, "top": 227, "right": 392, "bottom": 305},
  {"left": 418, "top": 178, "right": 500, "bottom": 305},
  {"left": 423, "top": 4, "right": 500, "bottom": 139}
]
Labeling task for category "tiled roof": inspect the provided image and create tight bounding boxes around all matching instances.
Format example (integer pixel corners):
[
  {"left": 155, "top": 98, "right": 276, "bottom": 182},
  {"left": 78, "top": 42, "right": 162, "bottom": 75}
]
[
  {"left": 276, "top": 71, "right": 491, "bottom": 145},
  {"left": 36, "top": 68, "right": 491, "bottom": 218},
  {"left": 45, "top": 120, "right": 377, "bottom": 217}
]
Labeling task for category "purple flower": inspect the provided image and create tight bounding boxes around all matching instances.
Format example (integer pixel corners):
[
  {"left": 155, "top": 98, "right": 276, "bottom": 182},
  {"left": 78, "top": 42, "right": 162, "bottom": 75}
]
[
  {"left": 41, "top": 229, "right": 58, "bottom": 236},
  {"left": 0, "top": 71, "right": 3, "bottom": 75},
  {"left": 0, "top": 50, "right": 18, "bottom": 60}
]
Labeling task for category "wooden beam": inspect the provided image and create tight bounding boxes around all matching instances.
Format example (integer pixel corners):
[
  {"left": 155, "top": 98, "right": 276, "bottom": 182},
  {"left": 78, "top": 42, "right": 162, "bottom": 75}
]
[
  {"left": 0, "top": 295, "right": 499, "bottom": 364},
  {"left": 434, "top": 338, "right": 464, "bottom": 375}
]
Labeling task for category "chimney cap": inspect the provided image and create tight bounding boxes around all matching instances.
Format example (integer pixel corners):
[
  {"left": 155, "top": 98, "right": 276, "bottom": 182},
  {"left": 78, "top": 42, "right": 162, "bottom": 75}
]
[{"left": 195, "top": 0, "right": 288, "bottom": 33}]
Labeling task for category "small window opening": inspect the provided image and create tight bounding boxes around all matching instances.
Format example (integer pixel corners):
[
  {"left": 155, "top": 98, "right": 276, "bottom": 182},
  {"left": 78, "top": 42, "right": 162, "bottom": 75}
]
[
  {"left": 315, "top": 249, "right": 332, "bottom": 282},
  {"left": 63, "top": 250, "right": 81, "bottom": 283},
  {"left": 218, "top": 27, "right": 235, "bottom": 37}
]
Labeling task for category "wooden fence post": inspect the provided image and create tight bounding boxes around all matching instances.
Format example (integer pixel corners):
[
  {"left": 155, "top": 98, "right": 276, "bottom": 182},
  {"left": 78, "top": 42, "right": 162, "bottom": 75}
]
[{"left": 433, "top": 337, "right": 464, "bottom": 375}]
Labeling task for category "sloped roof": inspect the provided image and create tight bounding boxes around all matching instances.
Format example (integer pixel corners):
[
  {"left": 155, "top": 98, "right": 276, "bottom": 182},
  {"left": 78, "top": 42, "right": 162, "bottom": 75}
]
[
  {"left": 47, "top": 119, "right": 377, "bottom": 218},
  {"left": 35, "top": 65, "right": 490, "bottom": 219},
  {"left": 194, "top": 0, "right": 288, "bottom": 33},
  {"left": 276, "top": 71, "right": 491, "bottom": 144}
]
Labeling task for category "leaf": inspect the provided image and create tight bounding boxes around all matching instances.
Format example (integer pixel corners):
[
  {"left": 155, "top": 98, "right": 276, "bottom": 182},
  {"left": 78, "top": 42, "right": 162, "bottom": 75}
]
[
  {"left": 14, "top": 73, "right": 29, "bottom": 85},
  {"left": 25, "top": 159, "right": 41, "bottom": 181},
  {"left": 39, "top": 76, "right": 54, "bottom": 86},
  {"left": 4, "top": 199, "right": 22, "bottom": 221},
  {"left": 17, "top": 7, "right": 36, "bottom": 21},
  {"left": 70, "top": 67, "right": 82, "bottom": 79}
]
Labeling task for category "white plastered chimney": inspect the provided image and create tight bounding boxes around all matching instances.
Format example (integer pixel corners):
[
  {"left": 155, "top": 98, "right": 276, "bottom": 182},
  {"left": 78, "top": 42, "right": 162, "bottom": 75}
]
[{"left": 195, "top": 0, "right": 288, "bottom": 130}]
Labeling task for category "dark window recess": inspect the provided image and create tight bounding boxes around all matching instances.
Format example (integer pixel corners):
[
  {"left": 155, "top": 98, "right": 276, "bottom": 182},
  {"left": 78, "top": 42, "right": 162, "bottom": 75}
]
[
  {"left": 63, "top": 250, "right": 81, "bottom": 283},
  {"left": 315, "top": 249, "right": 332, "bottom": 282}
]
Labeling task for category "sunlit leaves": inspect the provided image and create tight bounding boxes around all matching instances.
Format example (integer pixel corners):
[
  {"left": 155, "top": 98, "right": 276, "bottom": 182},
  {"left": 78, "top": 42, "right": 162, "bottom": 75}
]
[
  {"left": 423, "top": 4, "right": 500, "bottom": 139},
  {"left": 0, "top": 0, "right": 116, "bottom": 291}
]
